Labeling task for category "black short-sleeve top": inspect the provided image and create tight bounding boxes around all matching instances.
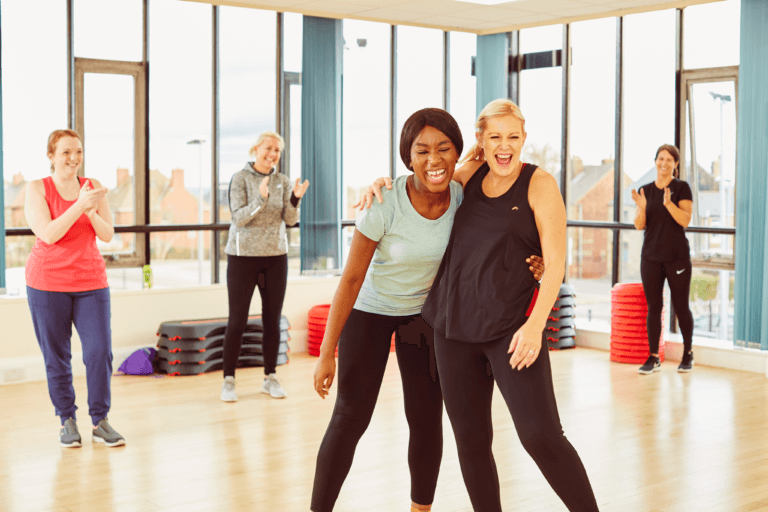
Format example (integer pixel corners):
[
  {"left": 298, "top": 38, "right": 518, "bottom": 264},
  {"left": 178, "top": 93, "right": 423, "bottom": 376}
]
[
  {"left": 421, "top": 162, "right": 541, "bottom": 344},
  {"left": 640, "top": 179, "right": 693, "bottom": 262}
]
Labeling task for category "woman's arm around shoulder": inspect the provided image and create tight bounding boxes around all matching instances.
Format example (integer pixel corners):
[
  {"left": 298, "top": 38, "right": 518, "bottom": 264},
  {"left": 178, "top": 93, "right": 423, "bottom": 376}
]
[
  {"left": 314, "top": 229, "right": 378, "bottom": 399},
  {"left": 453, "top": 159, "right": 484, "bottom": 188}
]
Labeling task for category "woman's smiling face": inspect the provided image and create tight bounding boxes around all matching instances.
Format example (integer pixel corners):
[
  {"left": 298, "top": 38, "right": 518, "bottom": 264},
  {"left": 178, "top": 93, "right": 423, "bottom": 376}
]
[
  {"left": 49, "top": 136, "right": 83, "bottom": 175},
  {"left": 253, "top": 137, "right": 282, "bottom": 173},
  {"left": 409, "top": 125, "right": 459, "bottom": 194},
  {"left": 478, "top": 115, "right": 527, "bottom": 178},
  {"left": 655, "top": 149, "right": 678, "bottom": 179}
]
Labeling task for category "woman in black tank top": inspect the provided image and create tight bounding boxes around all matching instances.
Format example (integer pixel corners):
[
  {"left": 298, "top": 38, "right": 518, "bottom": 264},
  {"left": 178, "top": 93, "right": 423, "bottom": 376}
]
[{"left": 422, "top": 99, "right": 599, "bottom": 511}]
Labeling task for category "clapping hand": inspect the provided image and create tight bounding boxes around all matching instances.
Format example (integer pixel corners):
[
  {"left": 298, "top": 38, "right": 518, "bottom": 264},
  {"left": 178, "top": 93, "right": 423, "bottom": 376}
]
[
  {"left": 293, "top": 178, "right": 310, "bottom": 199},
  {"left": 78, "top": 179, "right": 105, "bottom": 217},
  {"left": 663, "top": 187, "right": 672, "bottom": 206},
  {"left": 259, "top": 176, "right": 270, "bottom": 199},
  {"left": 631, "top": 188, "right": 647, "bottom": 209}
]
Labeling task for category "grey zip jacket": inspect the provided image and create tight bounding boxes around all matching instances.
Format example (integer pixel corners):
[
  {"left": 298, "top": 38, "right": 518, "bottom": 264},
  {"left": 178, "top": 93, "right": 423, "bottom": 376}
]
[{"left": 224, "top": 163, "right": 301, "bottom": 257}]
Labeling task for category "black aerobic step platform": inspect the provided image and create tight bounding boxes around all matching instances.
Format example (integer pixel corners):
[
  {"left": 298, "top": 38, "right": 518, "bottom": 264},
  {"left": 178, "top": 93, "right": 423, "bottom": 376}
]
[
  {"left": 157, "top": 341, "right": 290, "bottom": 364},
  {"left": 546, "top": 317, "right": 576, "bottom": 329},
  {"left": 157, "top": 315, "right": 290, "bottom": 341},
  {"left": 545, "top": 326, "right": 576, "bottom": 338},
  {"left": 157, "top": 353, "right": 289, "bottom": 376},
  {"left": 157, "top": 331, "right": 291, "bottom": 353},
  {"left": 548, "top": 336, "right": 576, "bottom": 350},
  {"left": 552, "top": 296, "right": 576, "bottom": 308},
  {"left": 548, "top": 306, "right": 575, "bottom": 319}
]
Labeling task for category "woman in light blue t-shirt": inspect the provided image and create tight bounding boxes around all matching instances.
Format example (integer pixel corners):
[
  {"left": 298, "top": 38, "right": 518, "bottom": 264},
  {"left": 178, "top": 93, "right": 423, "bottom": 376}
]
[{"left": 310, "top": 108, "right": 542, "bottom": 512}]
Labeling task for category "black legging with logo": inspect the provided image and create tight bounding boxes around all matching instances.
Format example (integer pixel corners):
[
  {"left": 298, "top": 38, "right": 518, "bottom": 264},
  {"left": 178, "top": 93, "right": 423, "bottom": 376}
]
[
  {"left": 640, "top": 256, "right": 694, "bottom": 354},
  {"left": 222, "top": 253, "right": 287, "bottom": 376},
  {"left": 311, "top": 309, "right": 443, "bottom": 512}
]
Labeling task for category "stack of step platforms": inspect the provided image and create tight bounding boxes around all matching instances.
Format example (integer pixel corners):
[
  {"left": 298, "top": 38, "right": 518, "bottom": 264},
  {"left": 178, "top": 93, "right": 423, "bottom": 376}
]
[
  {"left": 546, "top": 283, "right": 577, "bottom": 350},
  {"left": 156, "top": 315, "right": 290, "bottom": 375},
  {"left": 610, "top": 283, "right": 665, "bottom": 363},
  {"left": 307, "top": 305, "right": 333, "bottom": 357}
]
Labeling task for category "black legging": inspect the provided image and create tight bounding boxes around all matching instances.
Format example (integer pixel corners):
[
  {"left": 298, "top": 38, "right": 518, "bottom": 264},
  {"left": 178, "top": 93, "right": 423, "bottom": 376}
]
[
  {"left": 222, "top": 254, "right": 287, "bottom": 376},
  {"left": 434, "top": 331, "right": 599, "bottom": 512},
  {"left": 311, "top": 310, "right": 443, "bottom": 512},
  {"left": 640, "top": 256, "right": 694, "bottom": 354}
]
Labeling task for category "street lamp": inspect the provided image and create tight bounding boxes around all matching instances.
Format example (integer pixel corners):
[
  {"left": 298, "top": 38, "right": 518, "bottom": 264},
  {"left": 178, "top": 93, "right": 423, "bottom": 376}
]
[
  {"left": 187, "top": 139, "right": 206, "bottom": 285},
  {"left": 709, "top": 91, "right": 731, "bottom": 341}
]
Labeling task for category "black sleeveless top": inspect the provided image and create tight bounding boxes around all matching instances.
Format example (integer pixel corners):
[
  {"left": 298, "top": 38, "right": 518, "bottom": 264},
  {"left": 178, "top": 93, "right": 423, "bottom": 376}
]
[{"left": 422, "top": 162, "right": 542, "bottom": 343}]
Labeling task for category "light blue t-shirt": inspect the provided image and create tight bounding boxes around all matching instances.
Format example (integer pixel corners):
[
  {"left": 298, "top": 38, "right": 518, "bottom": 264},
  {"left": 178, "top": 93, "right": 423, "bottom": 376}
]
[{"left": 354, "top": 176, "right": 464, "bottom": 316}]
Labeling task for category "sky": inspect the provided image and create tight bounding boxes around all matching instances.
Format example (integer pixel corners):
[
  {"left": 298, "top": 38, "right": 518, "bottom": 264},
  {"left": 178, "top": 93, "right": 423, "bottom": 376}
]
[{"left": 2, "top": 0, "right": 741, "bottom": 200}]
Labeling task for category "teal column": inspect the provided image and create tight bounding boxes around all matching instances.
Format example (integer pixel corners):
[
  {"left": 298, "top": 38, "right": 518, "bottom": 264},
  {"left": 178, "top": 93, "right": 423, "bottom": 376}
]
[
  {"left": 300, "top": 16, "right": 342, "bottom": 273},
  {"left": 475, "top": 33, "right": 508, "bottom": 117},
  {"left": 734, "top": 0, "right": 768, "bottom": 349},
  {"left": 0, "top": 1, "right": 6, "bottom": 292}
]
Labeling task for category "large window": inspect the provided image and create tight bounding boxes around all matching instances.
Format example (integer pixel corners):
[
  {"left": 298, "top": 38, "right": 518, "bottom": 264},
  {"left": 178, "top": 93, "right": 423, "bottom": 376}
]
[
  {"left": 74, "top": 0, "right": 143, "bottom": 61},
  {"left": 683, "top": 0, "right": 740, "bottom": 70},
  {"left": 342, "top": 20, "right": 391, "bottom": 221},
  {"left": 149, "top": 0, "right": 212, "bottom": 285},
  {"left": 568, "top": 18, "right": 616, "bottom": 226},
  {"left": 395, "top": 26, "right": 444, "bottom": 177},
  {"left": 0, "top": 2, "right": 746, "bottom": 314},
  {"left": 448, "top": 31, "right": 477, "bottom": 161},
  {"left": 568, "top": 226, "right": 613, "bottom": 328},
  {"left": 2, "top": 0, "right": 68, "bottom": 292},
  {"left": 519, "top": 25, "right": 563, "bottom": 176},
  {"left": 621, "top": 10, "right": 676, "bottom": 224},
  {"left": 283, "top": 12, "right": 303, "bottom": 186},
  {"left": 219, "top": 6, "right": 277, "bottom": 221}
]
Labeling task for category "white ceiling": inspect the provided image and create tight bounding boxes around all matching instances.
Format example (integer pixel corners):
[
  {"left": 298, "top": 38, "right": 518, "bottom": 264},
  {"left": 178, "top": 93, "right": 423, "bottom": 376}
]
[{"left": 184, "top": 0, "right": 719, "bottom": 34}]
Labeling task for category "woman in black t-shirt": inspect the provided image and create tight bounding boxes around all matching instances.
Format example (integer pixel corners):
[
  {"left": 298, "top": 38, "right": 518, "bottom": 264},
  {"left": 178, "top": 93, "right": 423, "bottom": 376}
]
[{"left": 631, "top": 144, "right": 695, "bottom": 374}]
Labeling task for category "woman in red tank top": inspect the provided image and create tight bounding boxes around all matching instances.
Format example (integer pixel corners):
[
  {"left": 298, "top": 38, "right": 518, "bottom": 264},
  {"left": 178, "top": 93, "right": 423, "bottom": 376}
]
[{"left": 24, "top": 129, "right": 125, "bottom": 448}]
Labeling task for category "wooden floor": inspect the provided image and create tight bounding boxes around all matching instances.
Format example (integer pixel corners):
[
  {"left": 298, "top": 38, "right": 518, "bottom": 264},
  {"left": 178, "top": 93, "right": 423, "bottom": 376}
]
[{"left": 3, "top": 348, "right": 768, "bottom": 512}]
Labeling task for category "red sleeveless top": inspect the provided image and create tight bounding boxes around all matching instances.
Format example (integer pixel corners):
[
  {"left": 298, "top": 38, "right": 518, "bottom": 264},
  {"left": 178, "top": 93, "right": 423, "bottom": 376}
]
[{"left": 25, "top": 176, "right": 108, "bottom": 292}]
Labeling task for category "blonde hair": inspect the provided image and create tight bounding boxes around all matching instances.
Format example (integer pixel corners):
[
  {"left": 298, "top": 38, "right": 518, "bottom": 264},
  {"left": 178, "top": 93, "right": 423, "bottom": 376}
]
[
  {"left": 248, "top": 131, "right": 285, "bottom": 157},
  {"left": 460, "top": 99, "right": 526, "bottom": 164},
  {"left": 47, "top": 129, "right": 82, "bottom": 172}
]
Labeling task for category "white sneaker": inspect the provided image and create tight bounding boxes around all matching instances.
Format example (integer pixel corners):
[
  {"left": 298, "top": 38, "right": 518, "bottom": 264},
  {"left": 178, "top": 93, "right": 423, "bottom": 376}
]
[
  {"left": 220, "top": 376, "right": 237, "bottom": 402},
  {"left": 261, "top": 373, "right": 287, "bottom": 399}
]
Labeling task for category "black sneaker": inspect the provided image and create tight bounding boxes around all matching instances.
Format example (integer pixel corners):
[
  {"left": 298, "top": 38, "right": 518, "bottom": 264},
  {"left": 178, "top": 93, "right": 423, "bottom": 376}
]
[
  {"left": 638, "top": 355, "right": 661, "bottom": 375},
  {"left": 60, "top": 417, "right": 82, "bottom": 448},
  {"left": 92, "top": 418, "right": 125, "bottom": 447},
  {"left": 678, "top": 351, "right": 694, "bottom": 373}
]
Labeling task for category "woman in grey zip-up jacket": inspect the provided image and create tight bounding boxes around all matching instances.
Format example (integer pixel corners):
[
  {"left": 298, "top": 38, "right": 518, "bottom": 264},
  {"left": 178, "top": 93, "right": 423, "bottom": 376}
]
[{"left": 220, "top": 131, "right": 309, "bottom": 401}]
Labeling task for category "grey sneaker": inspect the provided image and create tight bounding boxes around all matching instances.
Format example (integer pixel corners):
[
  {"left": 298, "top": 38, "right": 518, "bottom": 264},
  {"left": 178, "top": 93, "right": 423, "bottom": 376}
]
[
  {"left": 92, "top": 418, "right": 125, "bottom": 447},
  {"left": 262, "top": 373, "right": 287, "bottom": 399},
  {"left": 221, "top": 376, "right": 237, "bottom": 402},
  {"left": 678, "top": 351, "right": 694, "bottom": 373},
  {"left": 60, "top": 417, "right": 82, "bottom": 448},
  {"left": 638, "top": 355, "right": 661, "bottom": 375}
]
